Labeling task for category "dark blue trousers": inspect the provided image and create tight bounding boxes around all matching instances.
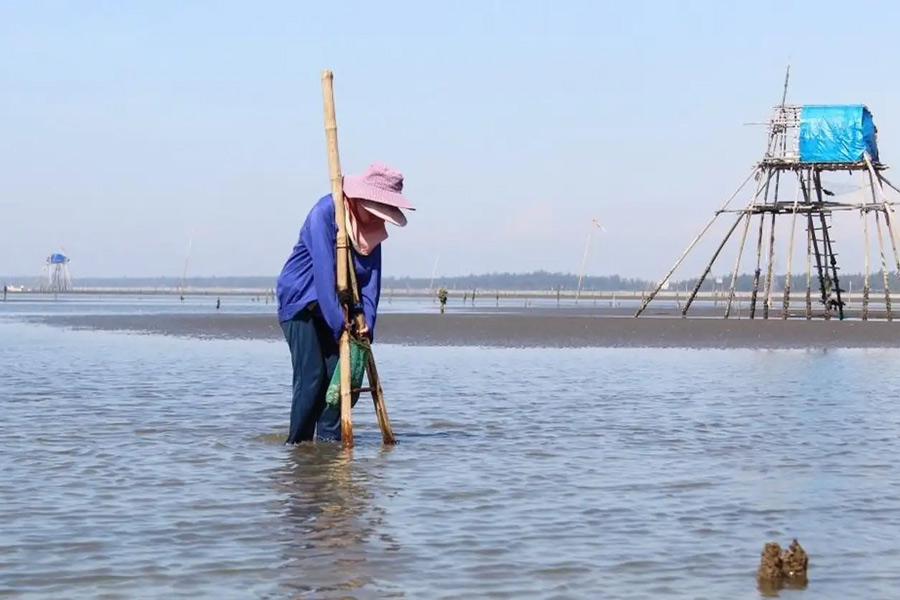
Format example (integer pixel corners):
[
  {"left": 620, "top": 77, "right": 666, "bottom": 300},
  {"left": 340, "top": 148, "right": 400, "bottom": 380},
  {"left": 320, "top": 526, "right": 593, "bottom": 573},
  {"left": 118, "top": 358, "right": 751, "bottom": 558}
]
[{"left": 280, "top": 308, "right": 341, "bottom": 444}]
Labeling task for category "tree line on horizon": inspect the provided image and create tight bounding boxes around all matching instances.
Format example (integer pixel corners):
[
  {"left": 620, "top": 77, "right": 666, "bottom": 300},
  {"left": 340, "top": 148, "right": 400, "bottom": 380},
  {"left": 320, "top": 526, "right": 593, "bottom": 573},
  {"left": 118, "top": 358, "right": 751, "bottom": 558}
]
[
  {"left": 5, "top": 269, "right": 900, "bottom": 293},
  {"left": 388, "top": 270, "right": 900, "bottom": 293}
]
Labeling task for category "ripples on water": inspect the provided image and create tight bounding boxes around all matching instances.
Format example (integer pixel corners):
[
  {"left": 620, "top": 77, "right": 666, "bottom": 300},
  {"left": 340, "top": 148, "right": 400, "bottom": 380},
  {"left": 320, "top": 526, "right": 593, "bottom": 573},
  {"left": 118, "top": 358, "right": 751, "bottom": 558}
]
[{"left": 2, "top": 319, "right": 900, "bottom": 599}]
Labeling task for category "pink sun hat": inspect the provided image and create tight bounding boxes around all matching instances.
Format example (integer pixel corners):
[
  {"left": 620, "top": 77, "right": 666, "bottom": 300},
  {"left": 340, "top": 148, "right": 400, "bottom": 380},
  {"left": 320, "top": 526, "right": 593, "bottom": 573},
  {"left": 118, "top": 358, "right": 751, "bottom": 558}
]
[{"left": 342, "top": 162, "right": 414, "bottom": 212}]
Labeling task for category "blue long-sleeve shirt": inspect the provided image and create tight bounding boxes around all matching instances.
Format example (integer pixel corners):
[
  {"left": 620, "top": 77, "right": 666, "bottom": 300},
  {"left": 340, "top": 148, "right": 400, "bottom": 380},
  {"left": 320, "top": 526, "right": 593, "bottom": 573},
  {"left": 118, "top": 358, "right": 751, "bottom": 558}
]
[{"left": 276, "top": 194, "right": 382, "bottom": 341}]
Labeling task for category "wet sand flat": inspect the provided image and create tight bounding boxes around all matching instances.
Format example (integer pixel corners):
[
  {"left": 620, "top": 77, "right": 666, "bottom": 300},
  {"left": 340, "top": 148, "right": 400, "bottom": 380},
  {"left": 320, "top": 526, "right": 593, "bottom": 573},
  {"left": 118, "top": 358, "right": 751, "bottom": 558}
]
[{"left": 28, "top": 311, "right": 900, "bottom": 348}]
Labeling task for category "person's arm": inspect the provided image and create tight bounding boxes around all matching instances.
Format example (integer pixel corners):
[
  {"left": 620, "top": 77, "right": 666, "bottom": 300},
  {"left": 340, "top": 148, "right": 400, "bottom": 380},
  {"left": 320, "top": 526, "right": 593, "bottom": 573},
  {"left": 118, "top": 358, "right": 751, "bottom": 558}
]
[
  {"left": 305, "top": 202, "right": 344, "bottom": 341},
  {"left": 359, "top": 244, "right": 382, "bottom": 342}
]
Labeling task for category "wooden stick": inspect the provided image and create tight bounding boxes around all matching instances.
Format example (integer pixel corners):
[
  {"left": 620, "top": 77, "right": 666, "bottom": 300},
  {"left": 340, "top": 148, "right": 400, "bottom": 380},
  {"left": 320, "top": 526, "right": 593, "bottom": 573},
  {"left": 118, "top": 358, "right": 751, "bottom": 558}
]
[
  {"left": 782, "top": 182, "right": 802, "bottom": 319},
  {"left": 763, "top": 167, "right": 786, "bottom": 319},
  {"left": 682, "top": 212, "right": 744, "bottom": 316},
  {"left": 749, "top": 169, "right": 774, "bottom": 319},
  {"left": 876, "top": 172, "right": 900, "bottom": 196},
  {"left": 876, "top": 208, "right": 893, "bottom": 320},
  {"left": 347, "top": 251, "right": 396, "bottom": 444},
  {"left": 806, "top": 219, "right": 812, "bottom": 320},
  {"left": 321, "top": 70, "right": 354, "bottom": 448},
  {"left": 749, "top": 212, "right": 766, "bottom": 319},
  {"left": 634, "top": 167, "right": 759, "bottom": 317},
  {"left": 363, "top": 345, "right": 395, "bottom": 444},
  {"left": 873, "top": 171, "right": 900, "bottom": 296},
  {"left": 861, "top": 207, "right": 871, "bottom": 321},
  {"left": 865, "top": 170, "right": 892, "bottom": 320},
  {"left": 725, "top": 169, "right": 775, "bottom": 318},
  {"left": 883, "top": 206, "right": 900, "bottom": 315},
  {"left": 878, "top": 185, "right": 900, "bottom": 290},
  {"left": 763, "top": 212, "right": 777, "bottom": 319},
  {"left": 865, "top": 155, "right": 898, "bottom": 319},
  {"left": 725, "top": 212, "right": 753, "bottom": 318}
]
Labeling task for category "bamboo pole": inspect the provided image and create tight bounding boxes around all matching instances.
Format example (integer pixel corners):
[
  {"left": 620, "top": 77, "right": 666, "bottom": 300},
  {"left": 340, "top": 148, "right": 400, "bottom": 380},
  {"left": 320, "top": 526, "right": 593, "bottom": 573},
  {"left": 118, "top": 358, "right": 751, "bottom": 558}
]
[
  {"left": 782, "top": 182, "right": 802, "bottom": 319},
  {"left": 865, "top": 155, "right": 897, "bottom": 319},
  {"left": 763, "top": 166, "right": 785, "bottom": 319},
  {"left": 861, "top": 207, "right": 871, "bottom": 321},
  {"left": 749, "top": 169, "right": 774, "bottom": 319},
  {"left": 321, "top": 70, "right": 354, "bottom": 447},
  {"left": 805, "top": 221, "right": 812, "bottom": 320},
  {"left": 875, "top": 208, "right": 892, "bottom": 320},
  {"left": 575, "top": 219, "right": 603, "bottom": 304},
  {"left": 865, "top": 171, "right": 892, "bottom": 320},
  {"left": 347, "top": 262, "right": 396, "bottom": 444},
  {"left": 879, "top": 193, "right": 900, "bottom": 289},
  {"left": 682, "top": 212, "right": 744, "bottom": 316},
  {"left": 725, "top": 212, "right": 753, "bottom": 318},
  {"left": 871, "top": 170, "right": 900, "bottom": 301},
  {"left": 877, "top": 179, "right": 900, "bottom": 271},
  {"left": 634, "top": 167, "right": 759, "bottom": 317},
  {"left": 364, "top": 347, "right": 393, "bottom": 442},
  {"left": 874, "top": 172, "right": 900, "bottom": 197},
  {"left": 749, "top": 212, "right": 766, "bottom": 319},
  {"left": 724, "top": 169, "right": 776, "bottom": 318},
  {"left": 763, "top": 212, "right": 777, "bottom": 319}
]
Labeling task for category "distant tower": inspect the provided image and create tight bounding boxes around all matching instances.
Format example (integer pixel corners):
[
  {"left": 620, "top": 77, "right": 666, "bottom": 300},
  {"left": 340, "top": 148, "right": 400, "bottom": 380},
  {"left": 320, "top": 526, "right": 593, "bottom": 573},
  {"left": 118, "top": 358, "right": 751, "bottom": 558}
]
[
  {"left": 40, "top": 252, "right": 73, "bottom": 292},
  {"left": 636, "top": 67, "right": 900, "bottom": 321}
]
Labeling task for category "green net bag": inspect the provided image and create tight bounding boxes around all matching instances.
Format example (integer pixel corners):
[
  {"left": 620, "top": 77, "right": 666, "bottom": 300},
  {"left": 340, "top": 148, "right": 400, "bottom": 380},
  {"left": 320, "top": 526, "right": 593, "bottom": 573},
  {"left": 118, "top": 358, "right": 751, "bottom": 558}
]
[{"left": 325, "top": 338, "right": 370, "bottom": 408}]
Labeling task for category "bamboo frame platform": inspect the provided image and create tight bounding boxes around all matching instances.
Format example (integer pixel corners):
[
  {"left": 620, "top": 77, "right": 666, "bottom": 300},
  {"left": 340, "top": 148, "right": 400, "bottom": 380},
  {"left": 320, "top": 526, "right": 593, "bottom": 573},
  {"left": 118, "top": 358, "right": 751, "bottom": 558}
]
[{"left": 636, "top": 69, "right": 900, "bottom": 322}]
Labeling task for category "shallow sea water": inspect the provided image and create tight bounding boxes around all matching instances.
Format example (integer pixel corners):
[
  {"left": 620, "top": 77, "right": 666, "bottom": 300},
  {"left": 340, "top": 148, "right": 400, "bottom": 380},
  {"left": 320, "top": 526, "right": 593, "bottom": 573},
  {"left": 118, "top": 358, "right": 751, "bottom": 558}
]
[{"left": 2, "top": 311, "right": 900, "bottom": 599}]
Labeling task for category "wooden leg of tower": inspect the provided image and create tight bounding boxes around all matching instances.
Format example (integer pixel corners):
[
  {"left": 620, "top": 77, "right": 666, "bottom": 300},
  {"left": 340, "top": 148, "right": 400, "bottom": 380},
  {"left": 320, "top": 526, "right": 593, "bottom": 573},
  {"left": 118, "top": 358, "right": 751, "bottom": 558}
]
[
  {"left": 763, "top": 212, "right": 777, "bottom": 320},
  {"left": 875, "top": 208, "right": 893, "bottom": 321},
  {"left": 749, "top": 212, "right": 766, "bottom": 320},
  {"left": 806, "top": 221, "right": 812, "bottom": 321},
  {"left": 861, "top": 208, "right": 871, "bottom": 321},
  {"left": 725, "top": 169, "right": 773, "bottom": 319},
  {"left": 749, "top": 169, "right": 774, "bottom": 320},
  {"left": 867, "top": 175, "right": 893, "bottom": 320},
  {"left": 782, "top": 184, "right": 802, "bottom": 319},
  {"left": 725, "top": 212, "right": 753, "bottom": 318},
  {"left": 882, "top": 204, "right": 900, "bottom": 297},
  {"left": 763, "top": 168, "right": 786, "bottom": 320},
  {"left": 865, "top": 156, "right": 896, "bottom": 321},
  {"left": 882, "top": 193, "right": 900, "bottom": 320},
  {"left": 682, "top": 212, "right": 745, "bottom": 316}
]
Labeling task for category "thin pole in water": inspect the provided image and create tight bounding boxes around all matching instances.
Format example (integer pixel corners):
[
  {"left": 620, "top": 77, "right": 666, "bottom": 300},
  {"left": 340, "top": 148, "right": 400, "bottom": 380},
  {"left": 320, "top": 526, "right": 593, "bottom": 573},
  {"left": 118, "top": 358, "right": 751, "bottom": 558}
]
[{"left": 321, "top": 70, "right": 355, "bottom": 447}]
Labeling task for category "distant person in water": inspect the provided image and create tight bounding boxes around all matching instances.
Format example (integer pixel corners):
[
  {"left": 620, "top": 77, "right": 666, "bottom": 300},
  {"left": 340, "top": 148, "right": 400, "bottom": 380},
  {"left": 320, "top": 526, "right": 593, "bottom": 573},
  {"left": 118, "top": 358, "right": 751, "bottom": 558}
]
[{"left": 276, "top": 163, "right": 413, "bottom": 444}]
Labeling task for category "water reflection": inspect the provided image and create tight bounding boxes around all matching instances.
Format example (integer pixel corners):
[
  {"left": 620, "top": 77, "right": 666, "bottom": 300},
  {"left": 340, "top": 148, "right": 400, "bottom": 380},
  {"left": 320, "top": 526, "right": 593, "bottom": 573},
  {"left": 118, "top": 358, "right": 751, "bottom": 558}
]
[
  {"left": 273, "top": 444, "right": 395, "bottom": 599},
  {"left": 758, "top": 577, "right": 810, "bottom": 597}
]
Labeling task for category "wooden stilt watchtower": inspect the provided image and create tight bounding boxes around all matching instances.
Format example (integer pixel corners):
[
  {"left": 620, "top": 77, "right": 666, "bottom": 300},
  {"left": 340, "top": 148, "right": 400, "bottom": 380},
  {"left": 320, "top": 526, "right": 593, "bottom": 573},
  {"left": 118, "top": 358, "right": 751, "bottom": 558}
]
[{"left": 635, "top": 69, "right": 900, "bottom": 321}]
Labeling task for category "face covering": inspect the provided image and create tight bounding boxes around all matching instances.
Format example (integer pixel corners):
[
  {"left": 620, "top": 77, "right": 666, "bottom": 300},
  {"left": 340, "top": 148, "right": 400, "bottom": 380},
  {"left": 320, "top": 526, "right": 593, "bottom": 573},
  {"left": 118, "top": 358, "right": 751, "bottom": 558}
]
[{"left": 345, "top": 199, "right": 388, "bottom": 256}]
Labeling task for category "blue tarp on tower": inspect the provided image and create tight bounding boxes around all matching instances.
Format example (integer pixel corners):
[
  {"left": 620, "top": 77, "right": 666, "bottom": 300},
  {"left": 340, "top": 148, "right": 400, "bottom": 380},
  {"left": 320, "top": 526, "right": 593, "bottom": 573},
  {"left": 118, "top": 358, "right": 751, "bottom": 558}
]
[{"left": 799, "top": 104, "right": 879, "bottom": 163}]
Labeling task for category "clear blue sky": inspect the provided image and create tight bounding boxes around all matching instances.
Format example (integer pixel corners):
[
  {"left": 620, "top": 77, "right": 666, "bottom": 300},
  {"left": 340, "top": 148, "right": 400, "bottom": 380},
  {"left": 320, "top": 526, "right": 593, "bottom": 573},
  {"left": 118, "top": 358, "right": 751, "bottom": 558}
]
[{"left": 3, "top": 0, "right": 900, "bottom": 280}]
